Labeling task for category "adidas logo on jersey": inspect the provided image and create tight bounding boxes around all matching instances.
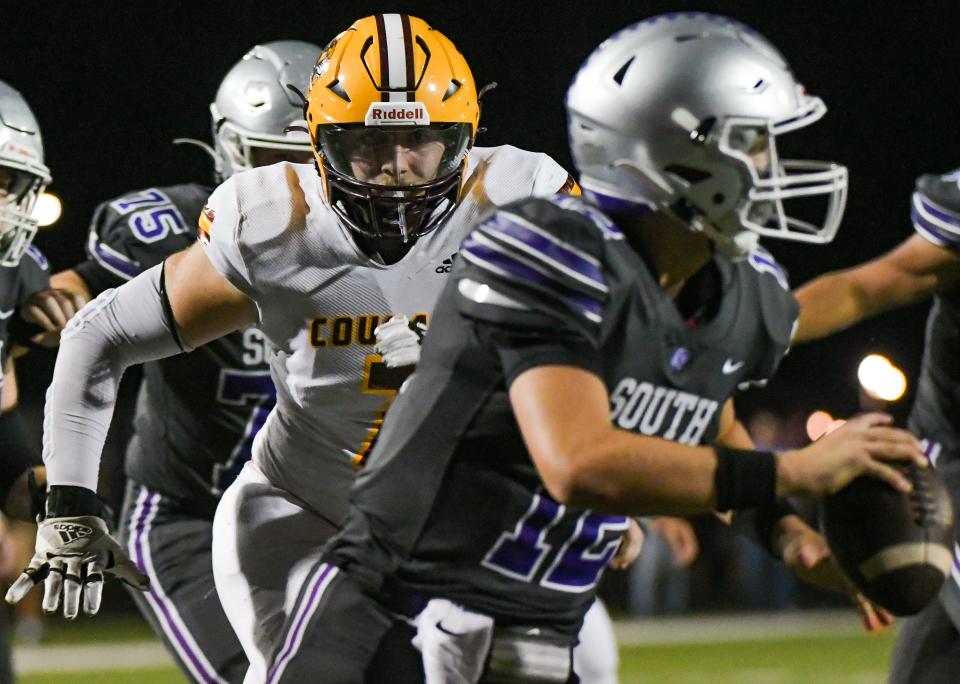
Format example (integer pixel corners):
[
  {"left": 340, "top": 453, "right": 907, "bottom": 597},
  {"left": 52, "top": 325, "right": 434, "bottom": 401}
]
[
  {"left": 54, "top": 522, "right": 94, "bottom": 545},
  {"left": 435, "top": 253, "right": 458, "bottom": 274}
]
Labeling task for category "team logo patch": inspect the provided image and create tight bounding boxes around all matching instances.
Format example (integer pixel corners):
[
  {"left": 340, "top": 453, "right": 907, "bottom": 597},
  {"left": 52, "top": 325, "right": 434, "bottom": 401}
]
[
  {"left": 670, "top": 347, "right": 690, "bottom": 371},
  {"left": 54, "top": 522, "right": 94, "bottom": 545},
  {"left": 364, "top": 101, "right": 430, "bottom": 126}
]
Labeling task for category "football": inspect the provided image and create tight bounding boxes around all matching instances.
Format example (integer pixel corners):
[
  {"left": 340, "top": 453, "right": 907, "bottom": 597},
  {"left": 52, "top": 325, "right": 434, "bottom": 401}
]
[{"left": 820, "top": 463, "right": 955, "bottom": 616}]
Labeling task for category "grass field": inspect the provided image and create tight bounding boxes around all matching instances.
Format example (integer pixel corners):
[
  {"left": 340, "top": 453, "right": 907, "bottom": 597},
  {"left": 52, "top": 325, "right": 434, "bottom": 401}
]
[{"left": 15, "top": 612, "right": 897, "bottom": 683}]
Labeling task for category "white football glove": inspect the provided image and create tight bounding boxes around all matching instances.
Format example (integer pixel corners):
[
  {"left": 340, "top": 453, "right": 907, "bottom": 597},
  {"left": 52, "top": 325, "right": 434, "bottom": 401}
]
[
  {"left": 5, "top": 515, "right": 149, "bottom": 619},
  {"left": 374, "top": 315, "right": 426, "bottom": 368}
]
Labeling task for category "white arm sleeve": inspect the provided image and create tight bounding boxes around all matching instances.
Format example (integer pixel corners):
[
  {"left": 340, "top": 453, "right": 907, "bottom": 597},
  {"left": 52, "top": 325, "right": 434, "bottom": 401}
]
[{"left": 43, "top": 263, "right": 191, "bottom": 490}]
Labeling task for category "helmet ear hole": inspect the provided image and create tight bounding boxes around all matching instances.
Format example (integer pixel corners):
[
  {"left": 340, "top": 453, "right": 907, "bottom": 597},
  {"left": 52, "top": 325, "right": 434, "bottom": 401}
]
[
  {"left": 612, "top": 57, "right": 635, "bottom": 86},
  {"left": 443, "top": 80, "right": 462, "bottom": 101},
  {"left": 328, "top": 79, "right": 351, "bottom": 103}
]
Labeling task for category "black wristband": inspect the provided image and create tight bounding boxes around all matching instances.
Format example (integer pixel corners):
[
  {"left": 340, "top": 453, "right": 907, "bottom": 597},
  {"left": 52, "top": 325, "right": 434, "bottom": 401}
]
[
  {"left": 713, "top": 447, "right": 777, "bottom": 512},
  {"left": 46, "top": 485, "right": 102, "bottom": 518}
]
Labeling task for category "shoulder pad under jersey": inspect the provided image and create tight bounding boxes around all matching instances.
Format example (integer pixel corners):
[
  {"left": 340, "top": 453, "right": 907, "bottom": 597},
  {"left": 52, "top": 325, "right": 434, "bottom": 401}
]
[
  {"left": 912, "top": 171, "right": 960, "bottom": 250},
  {"left": 455, "top": 196, "right": 620, "bottom": 342}
]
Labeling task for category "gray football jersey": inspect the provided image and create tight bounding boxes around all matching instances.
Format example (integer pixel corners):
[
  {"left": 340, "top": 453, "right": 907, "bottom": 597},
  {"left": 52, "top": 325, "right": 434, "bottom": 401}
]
[
  {"left": 200, "top": 146, "right": 570, "bottom": 523},
  {"left": 73, "top": 184, "right": 272, "bottom": 511},
  {"left": 908, "top": 171, "right": 960, "bottom": 592},
  {"left": 326, "top": 196, "right": 799, "bottom": 635},
  {"left": 908, "top": 171, "right": 960, "bottom": 459},
  {"left": 0, "top": 245, "right": 49, "bottom": 375}
]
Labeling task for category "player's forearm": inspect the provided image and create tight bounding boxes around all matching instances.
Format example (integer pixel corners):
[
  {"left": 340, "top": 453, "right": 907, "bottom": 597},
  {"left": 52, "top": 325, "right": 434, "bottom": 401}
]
[
  {"left": 547, "top": 431, "right": 722, "bottom": 515},
  {"left": 551, "top": 428, "right": 822, "bottom": 517},
  {"left": 793, "top": 271, "right": 874, "bottom": 343},
  {"left": 44, "top": 264, "right": 189, "bottom": 490},
  {"left": 50, "top": 268, "right": 92, "bottom": 302}
]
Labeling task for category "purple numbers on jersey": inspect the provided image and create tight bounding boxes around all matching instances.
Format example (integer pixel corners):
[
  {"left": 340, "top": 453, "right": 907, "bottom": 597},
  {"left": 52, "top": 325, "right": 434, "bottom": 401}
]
[
  {"left": 110, "top": 189, "right": 170, "bottom": 215},
  {"left": 129, "top": 206, "right": 187, "bottom": 243},
  {"left": 212, "top": 370, "right": 276, "bottom": 494},
  {"left": 482, "top": 492, "right": 630, "bottom": 592},
  {"left": 482, "top": 494, "right": 564, "bottom": 581},
  {"left": 540, "top": 513, "right": 631, "bottom": 591}
]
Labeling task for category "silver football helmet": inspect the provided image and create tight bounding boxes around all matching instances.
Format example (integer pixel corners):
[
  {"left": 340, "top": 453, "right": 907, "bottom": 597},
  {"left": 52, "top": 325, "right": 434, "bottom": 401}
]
[
  {"left": 0, "top": 81, "right": 50, "bottom": 266},
  {"left": 566, "top": 14, "right": 847, "bottom": 257},
  {"left": 210, "top": 40, "right": 321, "bottom": 179}
]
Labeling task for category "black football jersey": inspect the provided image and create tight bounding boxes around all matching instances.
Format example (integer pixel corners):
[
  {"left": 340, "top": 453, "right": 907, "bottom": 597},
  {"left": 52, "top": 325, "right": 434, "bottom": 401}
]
[
  {"left": 73, "top": 184, "right": 273, "bottom": 510},
  {"left": 908, "top": 172, "right": 960, "bottom": 459},
  {"left": 326, "top": 196, "right": 798, "bottom": 635},
  {"left": 0, "top": 245, "right": 50, "bottom": 377}
]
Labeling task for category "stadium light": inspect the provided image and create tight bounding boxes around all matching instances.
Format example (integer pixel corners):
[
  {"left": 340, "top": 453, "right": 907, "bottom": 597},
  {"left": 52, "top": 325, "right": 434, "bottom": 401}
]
[
  {"left": 33, "top": 192, "right": 63, "bottom": 228},
  {"left": 806, "top": 410, "right": 834, "bottom": 441},
  {"left": 857, "top": 353, "right": 907, "bottom": 402},
  {"left": 33, "top": 192, "right": 62, "bottom": 227}
]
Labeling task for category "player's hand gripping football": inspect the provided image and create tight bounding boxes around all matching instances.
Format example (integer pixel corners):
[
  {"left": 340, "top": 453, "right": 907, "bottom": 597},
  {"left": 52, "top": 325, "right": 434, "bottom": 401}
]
[
  {"left": 5, "top": 489, "right": 148, "bottom": 619},
  {"left": 15, "top": 287, "right": 88, "bottom": 348},
  {"left": 774, "top": 515, "right": 893, "bottom": 632},
  {"left": 375, "top": 315, "right": 426, "bottom": 368},
  {"left": 609, "top": 518, "right": 645, "bottom": 570},
  {"left": 776, "top": 413, "right": 926, "bottom": 497}
]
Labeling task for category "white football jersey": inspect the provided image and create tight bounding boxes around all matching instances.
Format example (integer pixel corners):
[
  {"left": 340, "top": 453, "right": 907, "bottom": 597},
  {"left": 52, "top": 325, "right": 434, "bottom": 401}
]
[{"left": 201, "top": 145, "right": 570, "bottom": 522}]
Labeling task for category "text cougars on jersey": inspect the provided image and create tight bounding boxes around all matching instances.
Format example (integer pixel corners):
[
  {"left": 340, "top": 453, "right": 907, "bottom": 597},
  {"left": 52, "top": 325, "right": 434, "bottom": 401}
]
[
  {"left": 308, "top": 313, "right": 429, "bottom": 348},
  {"left": 609, "top": 378, "right": 719, "bottom": 445}
]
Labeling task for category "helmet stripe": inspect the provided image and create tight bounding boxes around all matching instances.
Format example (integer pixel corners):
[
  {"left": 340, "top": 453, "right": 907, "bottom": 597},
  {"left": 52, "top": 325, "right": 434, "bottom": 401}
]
[
  {"left": 381, "top": 13, "right": 410, "bottom": 102},
  {"left": 400, "top": 14, "right": 416, "bottom": 102},
  {"left": 374, "top": 14, "right": 390, "bottom": 100}
]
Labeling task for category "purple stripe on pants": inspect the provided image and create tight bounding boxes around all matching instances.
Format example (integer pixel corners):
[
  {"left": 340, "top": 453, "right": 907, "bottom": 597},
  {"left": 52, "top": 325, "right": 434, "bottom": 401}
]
[
  {"left": 268, "top": 563, "right": 336, "bottom": 684},
  {"left": 133, "top": 489, "right": 222, "bottom": 684}
]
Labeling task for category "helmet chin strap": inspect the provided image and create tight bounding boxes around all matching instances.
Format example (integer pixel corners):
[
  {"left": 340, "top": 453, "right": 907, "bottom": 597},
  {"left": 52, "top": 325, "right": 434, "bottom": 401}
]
[{"left": 689, "top": 212, "right": 758, "bottom": 259}]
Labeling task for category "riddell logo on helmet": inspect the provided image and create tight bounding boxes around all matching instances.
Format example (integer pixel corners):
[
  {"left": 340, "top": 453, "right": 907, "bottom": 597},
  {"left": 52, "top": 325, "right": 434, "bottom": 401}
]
[{"left": 364, "top": 102, "right": 430, "bottom": 127}]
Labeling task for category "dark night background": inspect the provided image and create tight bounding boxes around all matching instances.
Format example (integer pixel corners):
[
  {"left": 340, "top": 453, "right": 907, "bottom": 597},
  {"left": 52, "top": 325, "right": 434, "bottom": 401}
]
[{"left": 5, "top": 0, "right": 959, "bottom": 449}]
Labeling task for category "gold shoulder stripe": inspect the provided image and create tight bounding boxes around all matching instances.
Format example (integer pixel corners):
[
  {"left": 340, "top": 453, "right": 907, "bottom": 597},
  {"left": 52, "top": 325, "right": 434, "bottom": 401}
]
[
  {"left": 198, "top": 206, "right": 215, "bottom": 243},
  {"left": 559, "top": 175, "right": 581, "bottom": 196}
]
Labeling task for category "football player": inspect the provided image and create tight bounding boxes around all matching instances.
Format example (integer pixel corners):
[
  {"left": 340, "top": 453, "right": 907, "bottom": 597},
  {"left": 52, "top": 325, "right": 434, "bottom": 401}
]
[
  {"left": 5, "top": 41, "right": 320, "bottom": 684},
  {"left": 11, "top": 14, "right": 598, "bottom": 682},
  {"left": 0, "top": 78, "right": 75, "bottom": 684},
  {"left": 794, "top": 170, "right": 960, "bottom": 683},
  {"left": 260, "top": 14, "right": 923, "bottom": 682}
]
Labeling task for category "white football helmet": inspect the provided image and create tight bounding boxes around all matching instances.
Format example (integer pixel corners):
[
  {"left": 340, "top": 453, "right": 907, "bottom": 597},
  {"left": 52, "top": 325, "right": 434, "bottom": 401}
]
[
  {"left": 210, "top": 40, "right": 321, "bottom": 179},
  {"left": 0, "top": 81, "right": 51, "bottom": 266},
  {"left": 566, "top": 13, "right": 847, "bottom": 257}
]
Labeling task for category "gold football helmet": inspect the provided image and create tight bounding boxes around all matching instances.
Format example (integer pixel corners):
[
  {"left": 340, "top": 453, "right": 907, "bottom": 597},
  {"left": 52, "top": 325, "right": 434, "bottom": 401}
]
[{"left": 306, "top": 14, "right": 480, "bottom": 262}]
